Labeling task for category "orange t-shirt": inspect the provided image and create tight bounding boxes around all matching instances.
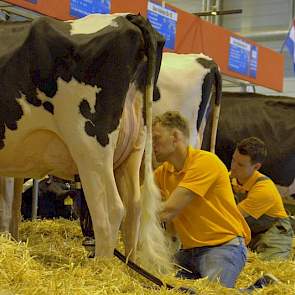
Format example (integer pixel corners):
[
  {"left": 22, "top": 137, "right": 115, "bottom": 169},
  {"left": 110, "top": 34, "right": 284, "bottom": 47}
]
[
  {"left": 231, "top": 171, "right": 288, "bottom": 219},
  {"left": 155, "top": 147, "right": 251, "bottom": 248}
]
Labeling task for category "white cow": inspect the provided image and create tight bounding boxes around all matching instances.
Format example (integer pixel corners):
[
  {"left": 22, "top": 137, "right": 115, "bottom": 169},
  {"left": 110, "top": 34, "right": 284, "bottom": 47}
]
[{"left": 154, "top": 52, "right": 222, "bottom": 152}]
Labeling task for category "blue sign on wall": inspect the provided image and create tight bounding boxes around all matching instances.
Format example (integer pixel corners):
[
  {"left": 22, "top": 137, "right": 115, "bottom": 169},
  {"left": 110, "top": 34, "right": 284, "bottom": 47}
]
[
  {"left": 249, "top": 45, "right": 258, "bottom": 78},
  {"left": 70, "top": 0, "right": 111, "bottom": 18},
  {"left": 147, "top": 1, "right": 178, "bottom": 50},
  {"left": 228, "top": 36, "right": 258, "bottom": 78},
  {"left": 24, "top": 0, "right": 38, "bottom": 3}
]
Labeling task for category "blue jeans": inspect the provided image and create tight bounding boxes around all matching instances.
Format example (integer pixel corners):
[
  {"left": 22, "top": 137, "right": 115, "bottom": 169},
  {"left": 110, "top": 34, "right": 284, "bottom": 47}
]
[{"left": 175, "top": 237, "right": 247, "bottom": 288}]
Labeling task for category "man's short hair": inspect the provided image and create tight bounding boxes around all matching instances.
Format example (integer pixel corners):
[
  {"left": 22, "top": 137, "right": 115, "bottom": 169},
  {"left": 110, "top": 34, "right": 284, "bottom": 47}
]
[
  {"left": 153, "top": 111, "right": 190, "bottom": 139},
  {"left": 237, "top": 137, "right": 267, "bottom": 164}
]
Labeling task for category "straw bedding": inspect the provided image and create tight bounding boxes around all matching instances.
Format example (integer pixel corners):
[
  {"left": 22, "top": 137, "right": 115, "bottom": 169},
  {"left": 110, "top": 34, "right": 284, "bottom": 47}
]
[{"left": 0, "top": 219, "right": 294, "bottom": 294}]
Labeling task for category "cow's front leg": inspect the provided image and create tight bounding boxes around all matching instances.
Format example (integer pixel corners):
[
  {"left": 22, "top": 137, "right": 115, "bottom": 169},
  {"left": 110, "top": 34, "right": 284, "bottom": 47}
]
[
  {"left": 114, "top": 129, "right": 145, "bottom": 260},
  {"left": 0, "top": 177, "right": 14, "bottom": 234},
  {"left": 10, "top": 178, "right": 24, "bottom": 240},
  {"left": 74, "top": 148, "right": 125, "bottom": 258}
]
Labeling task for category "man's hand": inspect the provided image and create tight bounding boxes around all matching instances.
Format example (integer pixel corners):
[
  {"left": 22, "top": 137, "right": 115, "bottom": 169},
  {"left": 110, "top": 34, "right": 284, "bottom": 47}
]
[{"left": 160, "top": 186, "right": 195, "bottom": 222}]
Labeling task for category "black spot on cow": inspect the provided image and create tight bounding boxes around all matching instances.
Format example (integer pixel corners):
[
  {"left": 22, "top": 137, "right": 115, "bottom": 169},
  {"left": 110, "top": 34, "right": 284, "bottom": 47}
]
[
  {"left": 0, "top": 97, "right": 23, "bottom": 148},
  {"left": 153, "top": 86, "right": 161, "bottom": 101},
  {"left": 0, "top": 17, "right": 73, "bottom": 148},
  {"left": 195, "top": 57, "right": 222, "bottom": 151},
  {"left": 196, "top": 58, "right": 222, "bottom": 130},
  {"left": 79, "top": 99, "right": 92, "bottom": 120},
  {"left": 75, "top": 15, "right": 164, "bottom": 146},
  {"left": 26, "top": 95, "right": 42, "bottom": 107},
  {"left": 43, "top": 101, "right": 54, "bottom": 114}
]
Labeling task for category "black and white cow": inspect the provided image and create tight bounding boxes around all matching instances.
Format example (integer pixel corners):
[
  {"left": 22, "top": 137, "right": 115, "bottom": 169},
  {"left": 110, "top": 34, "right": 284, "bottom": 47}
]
[
  {"left": 213, "top": 92, "right": 295, "bottom": 195},
  {"left": 0, "top": 13, "right": 171, "bottom": 273},
  {"left": 154, "top": 52, "right": 222, "bottom": 152}
]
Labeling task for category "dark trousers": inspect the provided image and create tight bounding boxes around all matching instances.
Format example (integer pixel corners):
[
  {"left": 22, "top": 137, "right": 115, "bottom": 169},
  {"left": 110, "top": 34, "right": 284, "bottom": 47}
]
[{"left": 79, "top": 190, "right": 94, "bottom": 238}]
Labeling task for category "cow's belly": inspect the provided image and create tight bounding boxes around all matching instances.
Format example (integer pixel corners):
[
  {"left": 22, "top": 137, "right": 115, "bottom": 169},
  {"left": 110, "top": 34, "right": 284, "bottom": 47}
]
[{"left": 0, "top": 130, "right": 77, "bottom": 179}]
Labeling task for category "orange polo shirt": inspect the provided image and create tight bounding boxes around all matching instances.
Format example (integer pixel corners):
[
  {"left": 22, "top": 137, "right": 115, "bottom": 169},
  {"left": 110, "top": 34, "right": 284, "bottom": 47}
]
[
  {"left": 231, "top": 171, "right": 288, "bottom": 219},
  {"left": 155, "top": 147, "right": 251, "bottom": 249}
]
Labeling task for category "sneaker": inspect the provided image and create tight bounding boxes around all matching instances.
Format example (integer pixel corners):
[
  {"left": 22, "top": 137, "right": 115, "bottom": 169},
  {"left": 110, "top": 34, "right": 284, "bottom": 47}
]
[
  {"left": 82, "top": 237, "right": 95, "bottom": 247},
  {"left": 240, "top": 273, "right": 280, "bottom": 293},
  {"left": 82, "top": 237, "right": 95, "bottom": 258}
]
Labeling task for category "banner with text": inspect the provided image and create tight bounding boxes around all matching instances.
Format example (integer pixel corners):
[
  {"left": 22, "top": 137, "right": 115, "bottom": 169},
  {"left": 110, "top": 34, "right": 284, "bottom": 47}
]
[
  {"left": 228, "top": 36, "right": 258, "bottom": 78},
  {"left": 147, "top": 1, "right": 178, "bottom": 50},
  {"left": 70, "top": 0, "right": 111, "bottom": 18}
]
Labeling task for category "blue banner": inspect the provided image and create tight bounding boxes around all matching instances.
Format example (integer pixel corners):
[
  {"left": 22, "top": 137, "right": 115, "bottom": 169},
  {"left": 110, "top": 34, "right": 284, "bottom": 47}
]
[
  {"left": 228, "top": 36, "right": 258, "bottom": 78},
  {"left": 249, "top": 45, "right": 258, "bottom": 78},
  {"left": 147, "top": 1, "right": 178, "bottom": 50},
  {"left": 70, "top": 0, "right": 111, "bottom": 18}
]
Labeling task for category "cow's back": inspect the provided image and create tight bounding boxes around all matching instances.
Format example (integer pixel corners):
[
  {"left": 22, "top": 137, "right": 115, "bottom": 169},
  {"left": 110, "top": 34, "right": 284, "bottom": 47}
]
[
  {"left": 216, "top": 92, "right": 295, "bottom": 186},
  {"left": 0, "top": 15, "right": 152, "bottom": 180}
]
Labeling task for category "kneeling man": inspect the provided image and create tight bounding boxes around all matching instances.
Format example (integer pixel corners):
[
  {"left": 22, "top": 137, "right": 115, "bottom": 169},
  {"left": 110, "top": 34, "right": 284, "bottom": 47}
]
[{"left": 230, "top": 137, "right": 293, "bottom": 260}]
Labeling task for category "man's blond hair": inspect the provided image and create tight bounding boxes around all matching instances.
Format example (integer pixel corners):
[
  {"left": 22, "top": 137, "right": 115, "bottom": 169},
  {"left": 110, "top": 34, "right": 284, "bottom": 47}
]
[{"left": 153, "top": 111, "right": 190, "bottom": 139}]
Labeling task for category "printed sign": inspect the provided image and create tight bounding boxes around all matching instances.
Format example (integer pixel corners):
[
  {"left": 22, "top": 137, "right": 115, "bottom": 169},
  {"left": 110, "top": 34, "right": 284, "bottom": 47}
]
[
  {"left": 70, "top": 0, "right": 111, "bottom": 18},
  {"left": 228, "top": 36, "right": 258, "bottom": 78},
  {"left": 147, "top": 1, "right": 178, "bottom": 50}
]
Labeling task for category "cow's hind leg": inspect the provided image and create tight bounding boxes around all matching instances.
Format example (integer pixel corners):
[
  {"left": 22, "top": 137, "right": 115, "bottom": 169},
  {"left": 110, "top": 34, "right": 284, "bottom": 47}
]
[
  {"left": 73, "top": 148, "right": 125, "bottom": 257},
  {"left": 114, "top": 135, "right": 145, "bottom": 260}
]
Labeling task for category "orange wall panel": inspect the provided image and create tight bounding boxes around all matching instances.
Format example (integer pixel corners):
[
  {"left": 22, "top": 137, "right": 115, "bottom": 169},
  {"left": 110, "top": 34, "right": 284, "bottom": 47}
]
[
  {"left": 3, "top": 0, "right": 284, "bottom": 91},
  {"left": 111, "top": 0, "right": 147, "bottom": 15},
  {"left": 4, "top": 0, "right": 73, "bottom": 20},
  {"left": 199, "top": 21, "right": 284, "bottom": 91}
]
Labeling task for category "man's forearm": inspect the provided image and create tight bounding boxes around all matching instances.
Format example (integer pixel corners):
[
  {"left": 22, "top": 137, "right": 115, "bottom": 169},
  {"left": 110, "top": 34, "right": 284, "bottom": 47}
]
[{"left": 160, "top": 203, "right": 181, "bottom": 222}]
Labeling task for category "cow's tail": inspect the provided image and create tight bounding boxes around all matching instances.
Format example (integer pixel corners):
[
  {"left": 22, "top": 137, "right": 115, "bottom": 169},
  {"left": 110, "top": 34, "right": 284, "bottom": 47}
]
[
  {"left": 209, "top": 65, "right": 222, "bottom": 153},
  {"left": 129, "top": 15, "right": 173, "bottom": 275}
]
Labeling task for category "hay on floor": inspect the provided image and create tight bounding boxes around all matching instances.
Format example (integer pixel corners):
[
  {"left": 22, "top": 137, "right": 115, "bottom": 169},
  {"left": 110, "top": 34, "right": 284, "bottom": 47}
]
[{"left": 0, "top": 219, "right": 294, "bottom": 294}]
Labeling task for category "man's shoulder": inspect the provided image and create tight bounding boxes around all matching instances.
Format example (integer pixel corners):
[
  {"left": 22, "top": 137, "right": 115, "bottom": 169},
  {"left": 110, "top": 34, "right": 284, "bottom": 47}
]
[
  {"left": 190, "top": 149, "right": 219, "bottom": 161},
  {"left": 253, "top": 172, "right": 274, "bottom": 186},
  {"left": 189, "top": 149, "right": 225, "bottom": 170},
  {"left": 250, "top": 172, "right": 278, "bottom": 193}
]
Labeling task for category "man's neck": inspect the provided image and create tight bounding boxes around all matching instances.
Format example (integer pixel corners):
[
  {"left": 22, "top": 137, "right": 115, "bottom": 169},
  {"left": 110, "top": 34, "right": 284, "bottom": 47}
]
[
  {"left": 237, "top": 172, "right": 255, "bottom": 185},
  {"left": 168, "top": 145, "right": 189, "bottom": 171}
]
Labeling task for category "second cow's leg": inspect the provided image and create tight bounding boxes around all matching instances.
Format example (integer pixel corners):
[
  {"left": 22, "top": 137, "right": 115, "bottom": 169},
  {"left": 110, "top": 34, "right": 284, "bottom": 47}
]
[
  {"left": 9, "top": 178, "right": 24, "bottom": 240},
  {"left": 115, "top": 129, "right": 145, "bottom": 260},
  {"left": 0, "top": 177, "right": 14, "bottom": 234}
]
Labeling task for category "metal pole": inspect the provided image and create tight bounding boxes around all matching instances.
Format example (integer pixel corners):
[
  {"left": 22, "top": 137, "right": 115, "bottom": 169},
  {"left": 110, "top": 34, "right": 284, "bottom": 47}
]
[
  {"left": 202, "top": 0, "right": 207, "bottom": 21},
  {"left": 32, "top": 179, "right": 39, "bottom": 219},
  {"left": 207, "top": 0, "right": 212, "bottom": 22},
  {"left": 215, "top": 0, "right": 221, "bottom": 25}
]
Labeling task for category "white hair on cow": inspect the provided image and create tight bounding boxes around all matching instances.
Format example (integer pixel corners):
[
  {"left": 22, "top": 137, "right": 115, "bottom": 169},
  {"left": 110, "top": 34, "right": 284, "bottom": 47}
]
[
  {"left": 137, "top": 76, "right": 173, "bottom": 274},
  {"left": 69, "top": 13, "right": 125, "bottom": 35}
]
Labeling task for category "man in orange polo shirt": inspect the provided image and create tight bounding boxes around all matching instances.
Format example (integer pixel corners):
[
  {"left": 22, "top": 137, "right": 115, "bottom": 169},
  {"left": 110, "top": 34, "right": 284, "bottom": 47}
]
[
  {"left": 230, "top": 137, "right": 293, "bottom": 260},
  {"left": 153, "top": 111, "right": 250, "bottom": 288}
]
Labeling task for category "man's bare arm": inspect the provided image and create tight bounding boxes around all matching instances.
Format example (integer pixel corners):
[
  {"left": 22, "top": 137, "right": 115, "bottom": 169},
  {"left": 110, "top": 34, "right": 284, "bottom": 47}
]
[{"left": 160, "top": 187, "right": 195, "bottom": 222}]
